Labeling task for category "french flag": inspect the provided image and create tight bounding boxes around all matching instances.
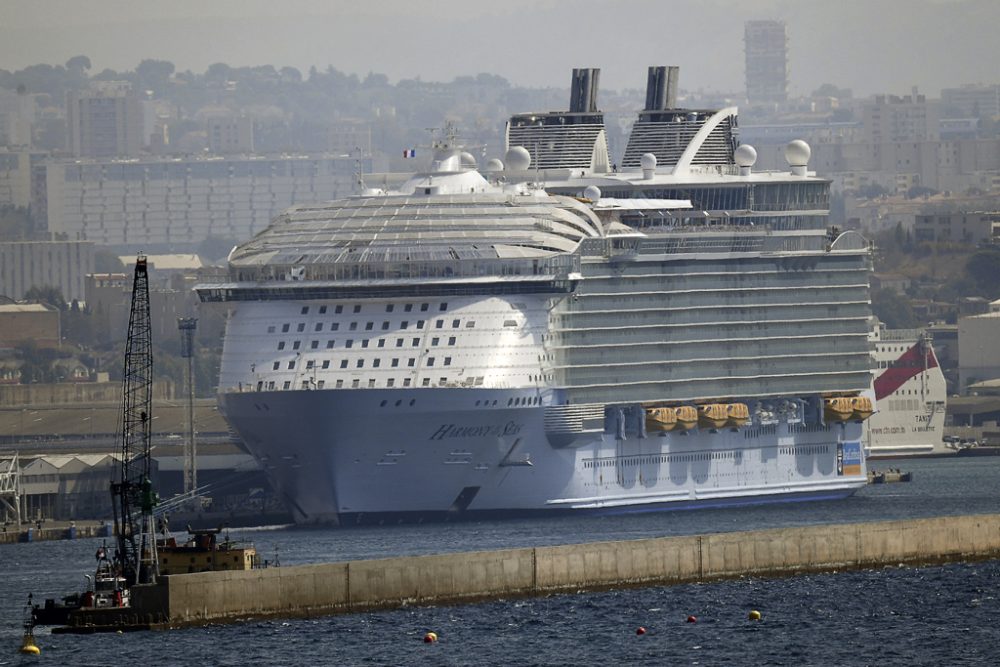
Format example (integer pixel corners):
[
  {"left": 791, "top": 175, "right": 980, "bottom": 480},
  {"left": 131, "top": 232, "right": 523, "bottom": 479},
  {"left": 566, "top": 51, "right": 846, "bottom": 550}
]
[{"left": 403, "top": 148, "right": 416, "bottom": 158}]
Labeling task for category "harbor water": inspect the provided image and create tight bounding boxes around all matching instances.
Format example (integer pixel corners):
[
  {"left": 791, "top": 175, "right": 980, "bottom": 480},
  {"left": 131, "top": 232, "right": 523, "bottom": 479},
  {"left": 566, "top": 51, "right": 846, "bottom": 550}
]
[{"left": 2, "top": 456, "right": 999, "bottom": 665}]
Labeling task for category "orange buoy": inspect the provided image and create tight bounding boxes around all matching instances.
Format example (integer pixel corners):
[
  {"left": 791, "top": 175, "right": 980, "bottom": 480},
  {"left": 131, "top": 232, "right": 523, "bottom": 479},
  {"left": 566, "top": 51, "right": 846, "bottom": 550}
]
[
  {"left": 423, "top": 631, "right": 438, "bottom": 643},
  {"left": 686, "top": 615, "right": 697, "bottom": 623},
  {"left": 635, "top": 626, "right": 646, "bottom": 635}
]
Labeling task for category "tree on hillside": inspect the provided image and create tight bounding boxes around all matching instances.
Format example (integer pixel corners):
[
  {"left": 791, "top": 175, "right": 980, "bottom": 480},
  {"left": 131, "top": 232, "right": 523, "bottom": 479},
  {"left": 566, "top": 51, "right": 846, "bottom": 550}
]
[
  {"left": 966, "top": 249, "right": 1000, "bottom": 296},
  {"left": 23, "top": 285, "right": 66, "bottom": 311},
  {"left": 871, "top": 287, "right": 920, "bottom": 329}
]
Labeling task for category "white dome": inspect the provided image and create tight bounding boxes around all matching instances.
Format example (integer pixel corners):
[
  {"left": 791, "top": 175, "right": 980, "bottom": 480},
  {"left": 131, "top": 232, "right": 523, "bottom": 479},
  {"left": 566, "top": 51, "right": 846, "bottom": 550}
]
[
  {"left": 505, "top": 146, "right": 531, "bottom": 171},
  {"left": 459, "top": 151, "right": 477, "bottom": 169},
  {"left": 639, "top": 153, "right": 657, "bottom": 170},
  {"left": 583, "top": 185, "right": 602, "bottom": 201},
  {"left": 784, "top": 140, "right": 811, "bottom": 167},
  {"left": 734, "top": 144, "right": 758, "bottom": 167},
  {"left": 483, "top": 158, "right": 504, "bottom": 173}
]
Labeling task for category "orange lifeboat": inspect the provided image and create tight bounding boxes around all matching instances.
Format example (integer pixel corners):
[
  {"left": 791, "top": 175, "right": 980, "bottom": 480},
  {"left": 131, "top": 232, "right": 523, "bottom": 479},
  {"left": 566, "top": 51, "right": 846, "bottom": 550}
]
[
  {"left": 726, "top": 403, "right": 749, "bottom": 428},
  {"left": 824, "top": 397, "right": 853, "bottom": 422},
  {"left": 850, "top": 396, "right": 874, "bottom": 421},
  {"left": 645, "top": 407, "right": 677, "bottom": 432},
  {"left": 697, "top": 404, "right": 728, "bottom": 430},
  {"left": 675, "top": 406, "right": 698, "bottom": 431}
]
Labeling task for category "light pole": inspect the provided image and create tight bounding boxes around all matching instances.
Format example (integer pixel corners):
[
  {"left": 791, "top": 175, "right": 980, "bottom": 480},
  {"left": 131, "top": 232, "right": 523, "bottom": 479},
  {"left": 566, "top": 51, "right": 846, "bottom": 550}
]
[{"left": 178, "top": 318, "right": 198, "bottom": 496}]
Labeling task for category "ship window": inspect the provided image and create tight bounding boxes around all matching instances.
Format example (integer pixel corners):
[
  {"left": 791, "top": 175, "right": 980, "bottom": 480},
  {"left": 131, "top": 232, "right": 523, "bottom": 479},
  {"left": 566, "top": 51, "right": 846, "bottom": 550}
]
[
  {"left": 504, "top": 319, "right": 518, "bottom": 327},
  {"left": 326, "top": 340, "right": 335, "bottom": 349},
  {"left": 335, "top": 305, "right": 343, "bottom": 314},
  {"left": 267, "top": 325, "right": 275, "bottom": 334},
  {"left": 336, "top": 379, "right": 344, "bottom": 388},
  {"left": 322, "top": 360, "right": 330, "bottom": 369},
  {"left": 368, "top": 379, "right": 376, "bottom": 388},
  {"left": 436, "top": 320, "right": 444, "bottom": 329},
  {"left": 365, "top": 322, "right": 374, "bottom": 331},
  {"left": 508, "top": 398, "right": 513, "bottom": 406},
  {"left": 373, "top": 359, "right": 381, "bottom": 368},
  {"left": 401, "top": 321, "right": 409, "bottom": 329},
  {"left": 277, "top": 342, "right": 285, "bottom": 350},
  {"left": 439, "top": 377, "right": 447, "bottom": 385},
  {"left": 420, "top": 303, "right": 429, "bottom": 311},
  {"left": 405, "top": 304, "right": 413, "bottom": 312},
  {"left": 331, "top": 323, "right": 339, "bottom": 331},
  {"left": 292, "top": 341, "right": 301, "bottom": 350},
  {"left": 391, "top": 358, "right": 399, "bottom": 367},
  {"left": 311, "top": 341, "right": 319, "bottom": 349},
  {"left": 396, "top": 338, "right": 404, "bottom": 347},
  {"left": 440, "top": 302, "right": 448, "bottom": 311},
  {"left": 306, "top": 360, "right": 315, "bottom": 370},
  {"left": 346, "top": 340, "right": 353, "bottom": 348},
  {"left": 315, "top": 323, "right": 323, "bottom": 332},
  {"left": 319, "top": 306, "right": 327, "bottom": 314},
  {"left": 340, "top": 360, "right": 348, "bottom": 368},
  {"left": 283, "top": 381, "right": 291, "bottom": 390},
  {"left": 357, "top": 359, "right": 364, "bottom": 368},
  {"left": 466, "top": 321, "right": 475, "bottom": 328},
  {"left": 353, "top": 305, "right": 361, "bottom": 313},
  {"left": 444, "top": 357, "right": 452, "bottom": 366},
  {"left": 352, "top": 379, "right": 360, "bottom": 388},
  {"left": 404, "top": 379, "right": 412, "bottom": 387},
  {"left": 350, "top": 322, "right": 358, "bottom": 331},
  {"left": 432, "top": 337, "right": 440, "bottom": 346},
  {"left": 408, "top": 358, "right": 415, "bottom": 367},
  {"left": 417, "top": 320, "right": 425, "bottom": 329},
  {"left": 422, "top": 378, "right": 431, "bottom": 386},
  {"left": 387, "top": 379, "right": 395, "bottom": 387},
  {"left": 427, "top": 358, "right": 435, "bottom": 367},
  {"left": 412, "top": 338, "right": 420, "bottom": 346},
  {"left": 282, "top": 323, "right": 290, "bottom": 333},
  {"left": 362, "top": 340, "right": 369, "bottom": 348},
  {"left": 378, "top": 339, "right": 385, "bottom": 348},
  {"left": 386, "top": 304, "right": 394, "bottom": 313},
  {"left": 381, "top": 321, "right": 390, "bottom": 330},
  {"left": 317, "top": 380, "right": 325, "bottom": 388},
  {"left": 287, "top": 361, "right": 295, "bottom": 370},
  {"left": 452, "top": 319, "right": 460, "bottom": 328},
  {"left": 380, "top": 400, "right": 388, "bottom": 407},
  {"left": 448, "top": 337, "right": 456, "bottom": 345},
  {"left": 272, "top": 362, "right": 280, "bottom": 370},
  {"left": 297, "top": 323, "right": 305, "bottom": 332}
]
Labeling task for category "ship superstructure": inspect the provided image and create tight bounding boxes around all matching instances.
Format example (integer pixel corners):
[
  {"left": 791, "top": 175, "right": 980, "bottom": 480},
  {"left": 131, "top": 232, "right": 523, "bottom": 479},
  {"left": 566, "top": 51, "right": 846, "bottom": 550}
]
[
  {"left": 198, "top": 67, "right": 872, "bottom": 524},
  {"left": 864, "top": 320, "right": 947, "bottom": 457}
]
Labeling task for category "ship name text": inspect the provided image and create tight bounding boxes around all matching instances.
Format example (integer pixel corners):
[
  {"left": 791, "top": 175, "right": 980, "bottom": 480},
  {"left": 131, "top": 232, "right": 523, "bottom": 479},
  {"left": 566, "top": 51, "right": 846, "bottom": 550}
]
[{"left": 430, "top": 422, "right": 523, "bottom": 440}]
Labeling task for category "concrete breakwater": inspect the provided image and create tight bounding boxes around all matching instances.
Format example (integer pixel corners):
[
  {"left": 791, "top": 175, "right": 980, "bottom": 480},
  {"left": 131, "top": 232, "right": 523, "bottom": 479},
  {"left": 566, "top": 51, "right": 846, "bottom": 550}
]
[
  {"left": 65, "top": 513, "right": 1000, "bottom": 630},
  {"left": 0, "top": 521, "right": 113, "bottom": 545}
]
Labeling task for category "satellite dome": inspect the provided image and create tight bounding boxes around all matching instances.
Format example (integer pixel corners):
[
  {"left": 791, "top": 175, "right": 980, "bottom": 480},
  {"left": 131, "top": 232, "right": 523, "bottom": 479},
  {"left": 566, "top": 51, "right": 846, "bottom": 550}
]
[
  {"left": 784, "top": 140, "right": 811, "bottom": 167},
  {"left": 505, "top": 146, "right": 531, "bottom": 171},
  {"left": 583, "top": 185, "right": 602, "bottom": 201},
  {"left": 483, "top": 158, "right": 504, "bottom": 173},
  {"left": 639, "top": 153, "right": 657, "bottom": 171},
  {"left": 460, "top": 151, "right": 477, "bottom": 169},
  {"left": 734, "top": 144, "right": 758, "bottom": 168}
]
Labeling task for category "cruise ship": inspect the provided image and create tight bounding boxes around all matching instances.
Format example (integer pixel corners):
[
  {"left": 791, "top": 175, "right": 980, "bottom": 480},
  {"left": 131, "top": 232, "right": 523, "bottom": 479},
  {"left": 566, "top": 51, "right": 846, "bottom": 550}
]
[
  {"left": 864, "top": 320, "right": 947, "bottom": 457},
  {"left": 198, "top": 67, "right": 873, "bottom": 524}
]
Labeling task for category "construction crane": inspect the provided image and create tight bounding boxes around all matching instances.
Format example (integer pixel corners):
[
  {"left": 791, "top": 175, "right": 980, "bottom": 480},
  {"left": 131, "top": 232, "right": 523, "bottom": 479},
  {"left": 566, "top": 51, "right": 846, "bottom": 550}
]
[{"left": 109, "top": 254, "right": 159, "bottom": 586}]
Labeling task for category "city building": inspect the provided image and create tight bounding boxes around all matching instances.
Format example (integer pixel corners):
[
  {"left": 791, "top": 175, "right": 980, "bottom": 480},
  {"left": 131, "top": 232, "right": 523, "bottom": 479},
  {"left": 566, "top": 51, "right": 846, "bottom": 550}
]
[
  {"left": 0, "top": 88, "right": 34, "bottom": 147},
  {"left": 65, "top": 82, "right": 143, "bottom": 158},
  {"left": 942, "top": 84, "right": 1000, "bottom": 119},
  {"left": 744, "top": 20, "right": 789, "bottom": 104},
  {"left": 0, "top": 303, "right": 60, "bottom": 348},
  {"left": 958, "top": 312, "right": 1000, "bottom": 389},
  {"left": 32, "top": 153, "right": 365, "bottom": 247},
  {"left": 0, "top": 240, "right": 93, "bottom": 302},
  {"left": 206, "top": 115, "right": 255, "bottom": 154},
  {"left": 914, "top": 210, "right": 1000, "bottom": 244},
  {"left": 0, "top": 150, "right": 37, "bottom": 209},
  {"left": 862, "top": 92, "right": 940, "bottom": 144}
]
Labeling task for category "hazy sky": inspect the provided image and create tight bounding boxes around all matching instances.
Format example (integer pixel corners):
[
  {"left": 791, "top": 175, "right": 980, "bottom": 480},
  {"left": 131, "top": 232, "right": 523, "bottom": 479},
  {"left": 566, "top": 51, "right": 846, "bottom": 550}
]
[{"left": 0, "top": 0, "right": 996, "bottom": 97}]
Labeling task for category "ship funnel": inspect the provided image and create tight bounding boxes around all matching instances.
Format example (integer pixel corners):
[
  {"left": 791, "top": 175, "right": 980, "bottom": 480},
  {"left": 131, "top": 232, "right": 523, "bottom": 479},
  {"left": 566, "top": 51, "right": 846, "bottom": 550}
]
[
  {"left": 570, "top": 68, "right": 601, "bottom": 113},
  {"left": 644, "top": 66, "right": 679, "bottom": 110}
]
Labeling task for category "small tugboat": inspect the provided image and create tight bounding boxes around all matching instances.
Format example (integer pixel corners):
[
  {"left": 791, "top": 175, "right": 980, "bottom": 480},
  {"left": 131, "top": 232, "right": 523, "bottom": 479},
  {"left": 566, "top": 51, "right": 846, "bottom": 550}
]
[{"left": 33, "top": 544, "right": 130, "bottom": 625}]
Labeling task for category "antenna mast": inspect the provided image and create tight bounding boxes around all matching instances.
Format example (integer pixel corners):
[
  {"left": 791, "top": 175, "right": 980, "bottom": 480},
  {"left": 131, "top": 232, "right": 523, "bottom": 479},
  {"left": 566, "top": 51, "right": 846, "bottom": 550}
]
[{"left": 110, "top": 253, "right": 159, "bottom": 586}]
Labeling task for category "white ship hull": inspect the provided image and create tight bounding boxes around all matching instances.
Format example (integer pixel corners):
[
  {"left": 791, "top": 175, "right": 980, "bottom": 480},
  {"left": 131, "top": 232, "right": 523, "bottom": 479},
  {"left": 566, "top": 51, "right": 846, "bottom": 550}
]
[{"left": 220, "top": 387, "right": 867, "bottom": 524}]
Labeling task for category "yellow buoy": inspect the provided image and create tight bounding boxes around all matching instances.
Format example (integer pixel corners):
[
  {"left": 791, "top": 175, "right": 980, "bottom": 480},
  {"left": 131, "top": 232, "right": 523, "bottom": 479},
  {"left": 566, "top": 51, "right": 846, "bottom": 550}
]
[
  {"left": 19, "top": 637, "right": 40, "bottom": 655},
  {"left": 748, "top": 609, "right": 762, "bottom": 621},
  {"left": 423, "top": 631, "right": 438, "bottom": 643}
]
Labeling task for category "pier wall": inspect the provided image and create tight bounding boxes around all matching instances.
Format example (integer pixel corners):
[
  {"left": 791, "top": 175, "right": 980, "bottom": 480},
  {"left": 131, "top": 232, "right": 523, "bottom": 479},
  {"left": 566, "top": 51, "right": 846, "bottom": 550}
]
[{"left": 126, "top": 514, "right": 1000, "bottom": 627}]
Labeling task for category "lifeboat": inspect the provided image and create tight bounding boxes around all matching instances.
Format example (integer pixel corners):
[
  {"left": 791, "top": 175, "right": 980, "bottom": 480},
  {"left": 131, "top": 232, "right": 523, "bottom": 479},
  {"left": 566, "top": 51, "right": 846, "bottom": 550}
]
[
  {"left": 675, "top": 406, "right": 698, "bottom": 431},
  {"left": 823, "top": 397, "right": 853, "bottom": 422},
  {"left": 725, "top": 403, "right": 749, "bottom": 428},
  {"left": 850, "top": 396, "right": 874, "bottom": 421},
  {"left": 697, "top": 404, "right": 728, "bottom": 429},
  {"left": 645, "top": 407, "right": 677, "bottom": 432}
]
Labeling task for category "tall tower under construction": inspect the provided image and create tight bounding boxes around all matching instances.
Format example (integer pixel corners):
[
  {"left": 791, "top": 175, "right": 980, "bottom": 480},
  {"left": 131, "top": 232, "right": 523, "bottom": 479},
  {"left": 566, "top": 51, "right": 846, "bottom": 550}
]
[{"left": 744, "top": 20, "right": 789, "bottom": 105}]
